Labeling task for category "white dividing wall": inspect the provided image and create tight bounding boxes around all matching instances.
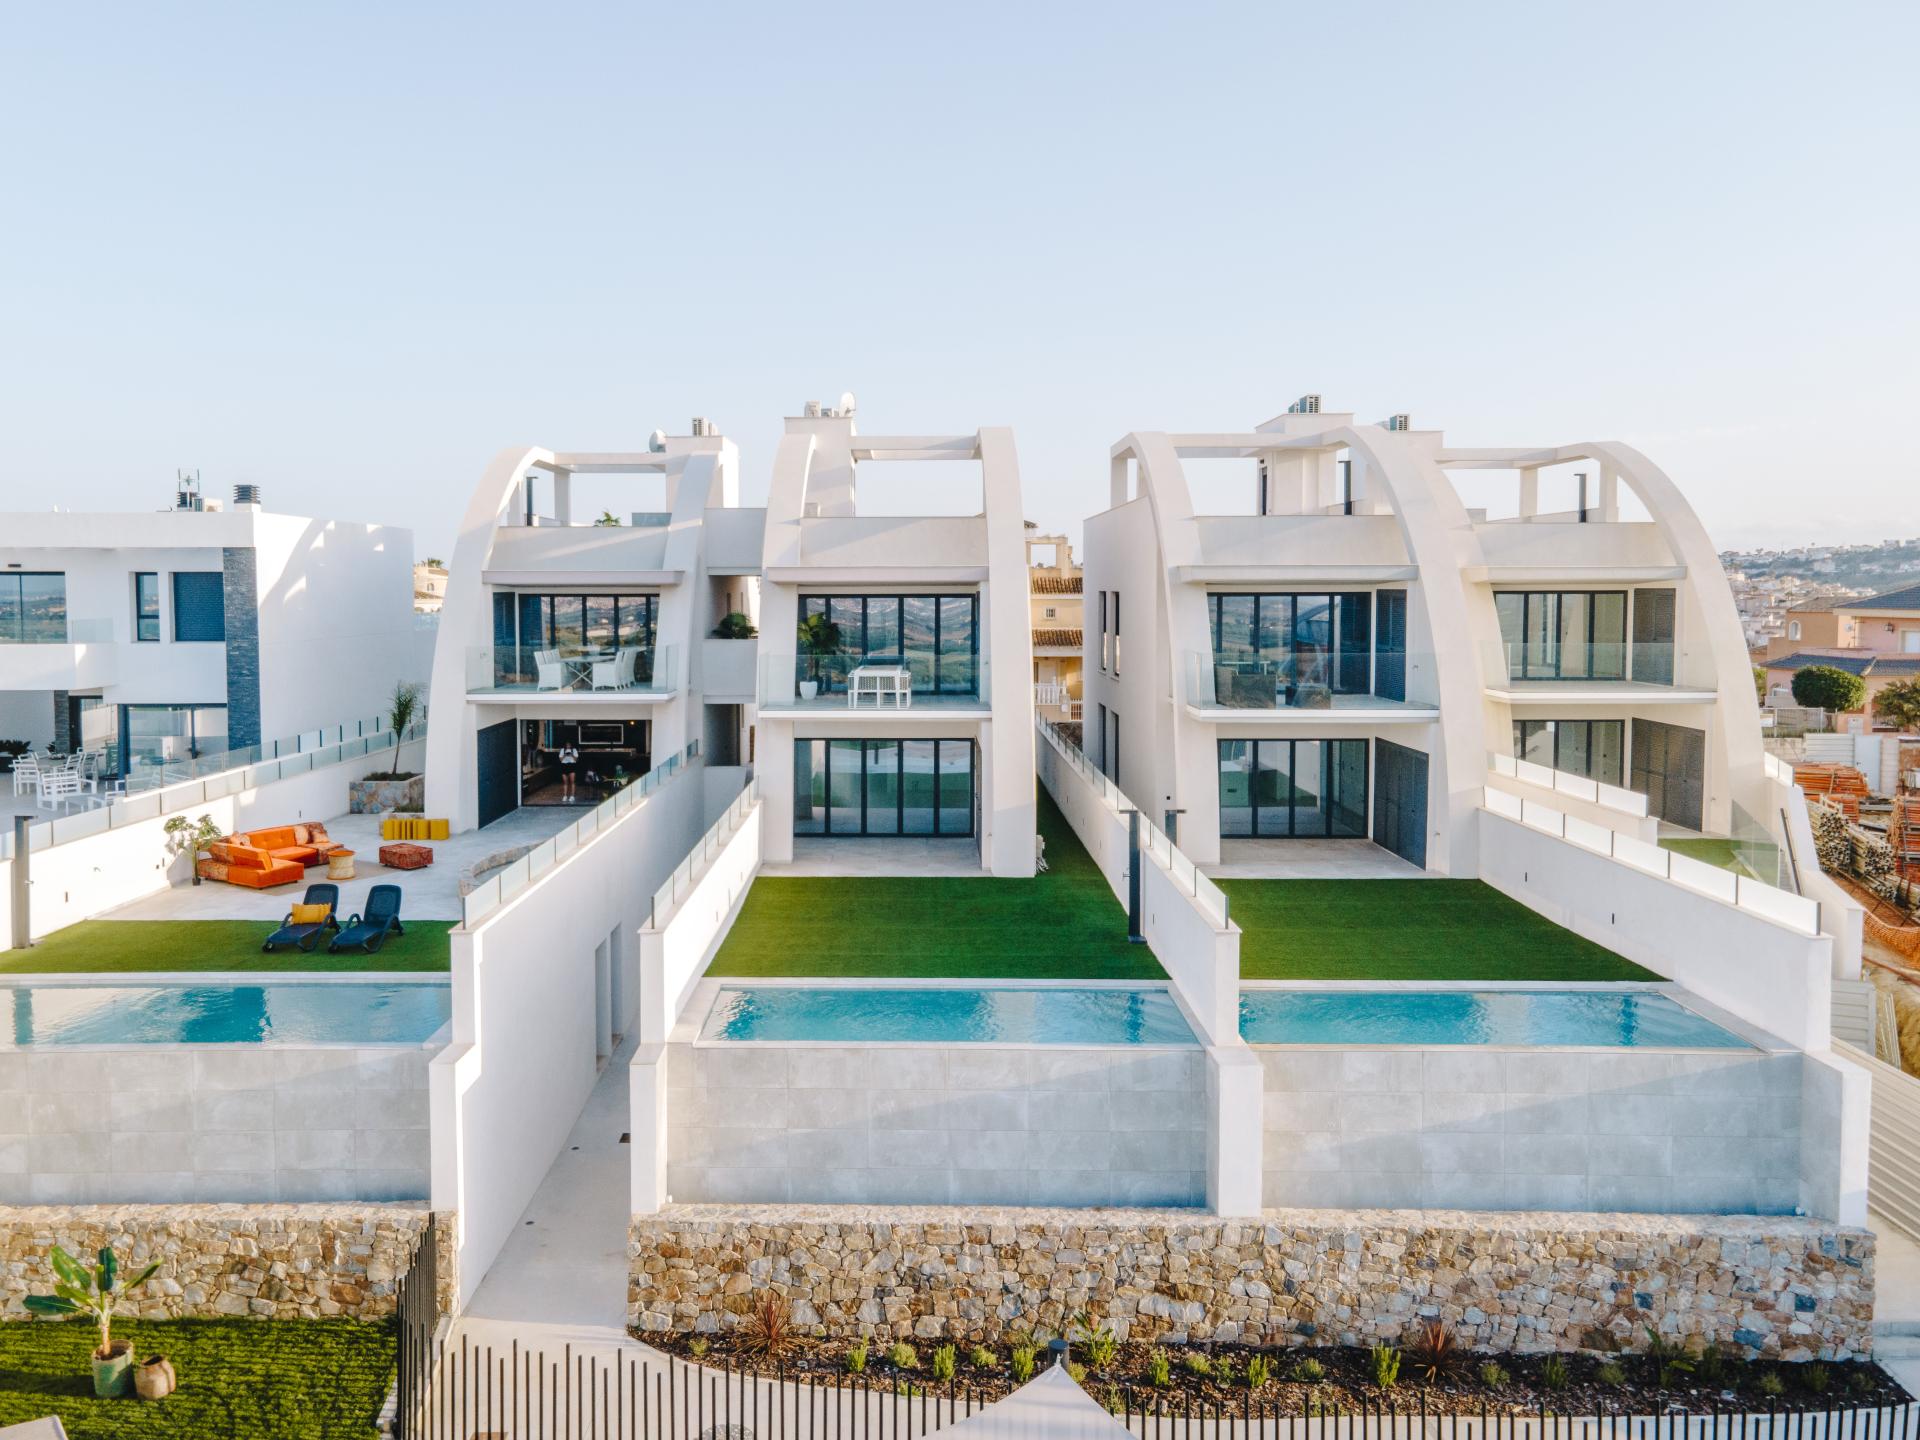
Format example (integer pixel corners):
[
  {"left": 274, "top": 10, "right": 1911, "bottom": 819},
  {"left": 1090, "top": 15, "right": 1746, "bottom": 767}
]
[
  {"left": 0, "top": 736, "right": 423, "bottom": 949},
  {"left": 430, "top": 756, "right": 707, "bottom": 1311},
  {"left": 1477, "top": 809, "right": 1832, "bottom": 1051},
  {"left": 637, "top": 795, "right": 761, "bottom": 1048}
]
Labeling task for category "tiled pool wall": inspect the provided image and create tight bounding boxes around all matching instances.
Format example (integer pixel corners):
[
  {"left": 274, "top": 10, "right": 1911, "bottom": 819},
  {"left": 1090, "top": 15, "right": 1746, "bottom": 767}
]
[
  {"left": 663, "top": 1043, "right": 1207, "bottom": 1207},
  {"left": 0, "top": 1044, "right": 433, "bottom": 1205},
  {"left": 1260, "top": 1047, "right": 1806, "bottom": 1213}
]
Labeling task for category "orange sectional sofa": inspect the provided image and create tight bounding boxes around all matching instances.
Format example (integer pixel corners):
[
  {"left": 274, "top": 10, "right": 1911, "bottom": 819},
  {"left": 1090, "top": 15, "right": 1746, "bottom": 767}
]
[{"left": 196, "top": 823, "right": 339, "bottom": 890}]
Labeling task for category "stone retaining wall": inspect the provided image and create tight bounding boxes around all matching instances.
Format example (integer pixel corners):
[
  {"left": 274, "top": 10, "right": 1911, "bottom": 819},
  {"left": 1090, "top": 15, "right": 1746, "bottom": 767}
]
[
  {"left": 1, "top": 1204, "right": 432, "bottom": 1320},
  {"left": 630, "top": 1205, "right": 1874, "bottom": 1361}
]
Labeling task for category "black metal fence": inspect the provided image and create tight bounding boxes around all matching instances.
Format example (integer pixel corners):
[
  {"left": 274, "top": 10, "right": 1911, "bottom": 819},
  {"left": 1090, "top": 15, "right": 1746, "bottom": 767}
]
[{"left": 392, "top": 1247, "right": 1915, "bottom": 1440}]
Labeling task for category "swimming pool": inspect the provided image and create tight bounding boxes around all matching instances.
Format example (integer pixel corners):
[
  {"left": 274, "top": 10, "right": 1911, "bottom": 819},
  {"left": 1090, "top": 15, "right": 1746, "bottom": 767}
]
[
  {"left": 3, "top": 981, "right": 450, "bottom": 1046},
  {"left": 700, "top": 986, "right": 1198, "bottom": 1045},
  {"left": 1238, "top": 988, "right": 1748, "bottom": 1049}
]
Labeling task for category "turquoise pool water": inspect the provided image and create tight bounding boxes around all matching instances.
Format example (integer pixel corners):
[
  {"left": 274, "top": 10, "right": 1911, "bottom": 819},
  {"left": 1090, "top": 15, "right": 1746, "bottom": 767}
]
[
  {"left": 1238, "top": 989, "right": 1748, "bottom": 1048},
  {"left": 3, "top": 982, "right": 449, "bottom": 1046},
  {"left": 701, "top": 986, "right": 1198, "bottom": 1045}
]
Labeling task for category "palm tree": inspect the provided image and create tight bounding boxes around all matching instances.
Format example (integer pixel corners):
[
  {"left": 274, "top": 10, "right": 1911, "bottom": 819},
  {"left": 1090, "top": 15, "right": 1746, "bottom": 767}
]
[
  {"left": 387, "top": 680, "right": 422, "bottom": 776},
  {"left": 1873, "top": 677, "right": 1920, "bottom": 733},
  {"left": 796, "top": 613, "right": 842, "bottom": 683}
]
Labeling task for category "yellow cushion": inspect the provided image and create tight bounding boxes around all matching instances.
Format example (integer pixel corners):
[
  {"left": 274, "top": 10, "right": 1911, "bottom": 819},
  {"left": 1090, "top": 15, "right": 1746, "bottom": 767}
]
[{"left": 290, "top": 903, "right": 331, "bottom": 925}]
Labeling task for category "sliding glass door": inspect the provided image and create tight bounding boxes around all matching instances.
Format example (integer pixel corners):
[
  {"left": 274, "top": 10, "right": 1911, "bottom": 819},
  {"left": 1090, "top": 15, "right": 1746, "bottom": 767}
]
[
  {"left": 1218, "top": 738, "right": 1369, "bottom": 838},
  {"left": 793, "top": 738, "right": 975, "bottom": 837},
  {"left": 799, "top": 594, "right": 979, "bottom": 695}
]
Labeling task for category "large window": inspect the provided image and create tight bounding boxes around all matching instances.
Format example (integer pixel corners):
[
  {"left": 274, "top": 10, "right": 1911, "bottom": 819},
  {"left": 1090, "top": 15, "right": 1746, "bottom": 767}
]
[
  {"left": 1209, "top": 592, "right": 1372, "bottom": 702},
  {"left": 134, "top": 572, "right": 160, "bottom": 642},
  {"left": 171, "top": 572, "right": 226, "bottom": 642},
  {"left": 1630, "top": 719, "right": 1706, "bottom": 831},
  {"left": 1632, "top": 589, "right": 1676, "bottom": 683},
  {"left": 1218, "top": 738, "right": 1369, "bottom": 838},
  {"left": 1513, "top": 719, "right": 1624, "bottom": 785},
  {"left": 0, "top": 572, "right": 67, "bottom": 643},
  {"left": 799, "top": 594, "right": 977, "bottom": 694},
  {"left": 792, "top": 738, "right": 974, "bottom": 837},
  {"left": 492, "top": 592, "right": 658, "bottom": 683},
  {"left": 1494, "top": 590, "right": 1626, "bottom": 680}
]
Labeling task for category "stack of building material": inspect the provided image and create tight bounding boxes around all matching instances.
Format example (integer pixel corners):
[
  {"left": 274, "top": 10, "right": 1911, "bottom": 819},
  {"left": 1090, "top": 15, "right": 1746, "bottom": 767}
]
[
  {"left": 1796, "top": 762, "right": 1872, "bottom": 820},
  {"left": 1894, "top": 794, "right": 1920, "bottom": 885}
]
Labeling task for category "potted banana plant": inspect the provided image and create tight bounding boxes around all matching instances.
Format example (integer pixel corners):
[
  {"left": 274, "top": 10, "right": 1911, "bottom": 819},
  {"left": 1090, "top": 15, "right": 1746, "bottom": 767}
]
[
  {"left": 796, "top": 613, "right": 842, "bottom": 700},
  {"left": 162, "top": 813, "right": 223, "bottom": 886},
  {"left": 24, "top": 1243, "right": 162, "bottom": 1397}
]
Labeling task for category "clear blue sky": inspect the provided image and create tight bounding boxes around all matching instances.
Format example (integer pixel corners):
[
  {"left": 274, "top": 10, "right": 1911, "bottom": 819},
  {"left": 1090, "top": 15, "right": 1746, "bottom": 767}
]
[{"left": 5, "top": 1, "right": 1915, "bottom": 559}]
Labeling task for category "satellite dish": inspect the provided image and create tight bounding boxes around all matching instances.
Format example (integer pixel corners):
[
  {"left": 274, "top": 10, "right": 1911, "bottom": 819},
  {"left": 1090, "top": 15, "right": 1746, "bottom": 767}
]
[
  {"left": 839, "top": 391, "right": 857, "bottom": 416},
  {"left": 647, "top": 429, "right": 667, "bottom": 453}
]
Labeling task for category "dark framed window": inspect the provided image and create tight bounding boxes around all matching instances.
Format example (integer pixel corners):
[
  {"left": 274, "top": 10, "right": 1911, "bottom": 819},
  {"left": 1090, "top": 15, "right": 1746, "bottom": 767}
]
[
  {"left": 0, "top": 572, "right": 68, "bottom": 643},
  {"left": 1099, "top": 591, "right": 1109, "bottom": 671},
  {"left": 1493, "top": 591, "right": 1626, "bottom": 680},
  {"left": 490, "top": 592, "right": 659, "bottom": 682},
  {"left": 134, "top": 572, "right": 161, "bottom": 642},
  {"left": 798, "top": 593, "right": 978, "bottom": 694},
  {"left": 1209, "top": 592, "right": 1373, "bottom": 700},
  {"left": 1218, "top": 738, "right": 1369, "bottom": 838},
  {"left": 1112, "top": 592, "right": 1120, "bottom": 676},
  {"left": 1630, "top": 718, "right": 1705, "bottom": 830},
  {"left": 1632, "top": 588, "right": 1676, "bottom": 684},
  {"left": 791, "top": 737, "right": 974, "bottom": 837},
  {"left": 1375, "top": 589, "right": 1408, "bottom": 701},
  {"left": 171, "top": 572, "right": 226, "bottom": 642},
  {"left": 1512, "top": 719, "right": 1624, "bottom": 786},
  {"left": 1096, "top": 702, "right": 1108, "bottom": 771}
]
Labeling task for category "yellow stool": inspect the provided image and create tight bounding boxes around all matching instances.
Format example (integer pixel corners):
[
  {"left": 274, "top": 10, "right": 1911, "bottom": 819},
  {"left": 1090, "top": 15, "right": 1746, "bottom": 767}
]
[{"left": 380, "top": 817, "right": 449, "bottom": 841}]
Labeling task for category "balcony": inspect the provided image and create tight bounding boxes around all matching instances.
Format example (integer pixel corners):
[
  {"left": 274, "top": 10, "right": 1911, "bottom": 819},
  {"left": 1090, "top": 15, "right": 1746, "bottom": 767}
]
[
  {"left": 757, "top": 650, "right": 992, "bottom": 716},
  {"left": 464, "top": 644, "right": 679, "bottom": 701},
  {"left": 1487, "top": 641, "right": 1717, "bottom": 704},
  {"left": 482, "top": 524, "right": 676, "bottom": 585},
  {"left": 0, "top": 618, "right": 116, "bottom": 689},
  {"left": 1183, "top": 650, "right": 1438, "bottom": 721}
]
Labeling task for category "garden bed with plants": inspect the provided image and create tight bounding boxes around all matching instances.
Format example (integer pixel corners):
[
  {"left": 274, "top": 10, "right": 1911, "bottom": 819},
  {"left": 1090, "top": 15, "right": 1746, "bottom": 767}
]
[{"left": 642, "top": 1314, "right": 1908, "bottom": 1418}]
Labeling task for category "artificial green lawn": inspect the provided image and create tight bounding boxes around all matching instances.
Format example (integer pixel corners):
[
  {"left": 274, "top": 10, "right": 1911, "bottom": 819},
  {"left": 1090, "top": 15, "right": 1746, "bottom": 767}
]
[
  {"left": 1221, "top": 878, "right": 1655, "bottom": 981},
  {"left": 0, "top": 1318, "right": 395, "bottom": 1439},
  {"left": 1659, "top": 835, "right": 1767, "bottom": 880},
  {"left": 709, "top": 789, "right": 1166, "bottom": 979},
  {"left": 0, "top": 920, "right": 452, "bottom": 975}
]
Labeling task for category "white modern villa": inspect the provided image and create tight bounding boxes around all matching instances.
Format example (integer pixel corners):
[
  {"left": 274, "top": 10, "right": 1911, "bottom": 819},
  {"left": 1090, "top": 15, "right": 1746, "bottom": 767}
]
[
  {"left": 423, "top": 421, "right": 761, "bottom": 832},
  {"left": 0, "top": 482, "right": 417, "bottom": 786},
  {"left": 1082, "top": 397, "right": 1769, "bottom": 870},
  {"left": 752, "top": 399, "right": 1036, "bottom": 876}
]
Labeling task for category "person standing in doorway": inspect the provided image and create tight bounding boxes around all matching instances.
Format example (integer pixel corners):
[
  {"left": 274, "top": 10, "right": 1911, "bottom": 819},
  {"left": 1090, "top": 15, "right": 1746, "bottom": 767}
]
[{"left": 558, "top": 741, "right": 580, "bottom": 800}]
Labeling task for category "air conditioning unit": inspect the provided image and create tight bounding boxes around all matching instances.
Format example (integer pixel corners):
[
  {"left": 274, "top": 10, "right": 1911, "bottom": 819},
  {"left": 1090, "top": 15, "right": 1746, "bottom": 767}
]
[{"left": 803, "top": 400, "right": 823, "bottom": 418}]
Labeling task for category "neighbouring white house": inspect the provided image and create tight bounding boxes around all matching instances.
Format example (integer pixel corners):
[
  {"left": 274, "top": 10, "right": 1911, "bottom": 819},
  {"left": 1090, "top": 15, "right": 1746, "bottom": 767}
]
[
  {"left": 1082, "top": 397, "right": 1770, "bottom": 870},
  {"left": 424, "top": 421, "right": 761, "bottom": 832},
  {"left": 751, "top": 397, "right": 1036, "bottom": 876},
  {"left": 0, "top": 481, "right": 417, "bottom": 781}
]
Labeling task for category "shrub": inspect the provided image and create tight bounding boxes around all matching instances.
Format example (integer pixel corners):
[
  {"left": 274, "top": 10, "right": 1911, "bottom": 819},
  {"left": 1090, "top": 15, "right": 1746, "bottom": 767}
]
[
  {"left": 846, "top": 1339, "right": 868, "bottom": 1374},
  {"left": 1066, "top": 1362, "right": 1087, "bottom": 1384},
  {"left": 1072, "top": 1311, "right": 1118, "bottom": 1371},
  {"left": 1597, "top": 1361, "right": 1627, "bottom": 1387},
  {"left": 1369, "top": 1344, "right": 1401, "bottom": 1389},
  {"left": 1184, "top": 1352, "right": 1212, "bottom": 1378},
  {"left": 1539, "top": 1354, "right": 1569, "bottom": 1390},
  {"left": 1247, "top": 1355, "right": 1273, "bottom": 1389},
  {"left": 887, "top": 1342, "right": 919, "bottom": 1371},
  {"left": 740, "top": 1295, "right": 795, "bottom": 1360},
  {"left": 1479, "top": 1361, "right": 1509, "bottom": 1389},
  {"left": 1873, "top": 677, "right": 1920, "bottom": 733},
  {"left": 1290, "top": 1357, "right": 1326, "bottom": 1384},
  {"left": 713, "top": 612, "right": 759, "bottom": 640},
  {"left": 1010, "top": 1345, "right": 1036, "bottom": 1384},
  {"left": 1409, "top": 1321, "right": 1458, "bottom": 1383},
  {"left": 1850, "top": 1369, "right": 1874, "bottom": 1395},
  {"left": 1212, "top": 1356, "right": 1240, "bottom": 1388},
  {"left": 1148, "top": 1351, "right": 1171, "bottom": 1387},
  {"left": 1693, "top": 1346, "right": 1725, "bottom": 1386},
  {"left": 1804, "top": 1362, "right": 1830, "bottom": 1395},
  {"left": 1759, "top": 1370, "right": 1785, "bottom": 1398},
  {"left": 931, "top": 1345, "right": 956, "bottom": 1383},
  {"left": 1644, "top": 1326, "right": 1693, "bottom": 1389},
  {"left": 968, "top": 1346, "right": 996, "bottom": 1369},
  {"left": 1792, "top": 665, "right": 1866, "bottom": 714},
  {"left": 689, "top": 1338, "right": 709, "bottom": 1359}
]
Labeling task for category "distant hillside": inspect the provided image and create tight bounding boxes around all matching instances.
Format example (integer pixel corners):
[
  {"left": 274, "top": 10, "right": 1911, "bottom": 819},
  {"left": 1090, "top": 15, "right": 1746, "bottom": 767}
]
[{"left": 1720, "top": 538, "right": 1920, "bottom": 595}]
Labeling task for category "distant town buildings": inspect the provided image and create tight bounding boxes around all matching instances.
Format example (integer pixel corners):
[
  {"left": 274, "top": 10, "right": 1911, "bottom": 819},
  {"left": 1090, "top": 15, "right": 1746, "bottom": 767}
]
[
  {"left": 414, "top": 558, "right": 448, "bottom": 614},
  {"left": 1721, "top": 538, "right": 1920, "bottom": 651}
]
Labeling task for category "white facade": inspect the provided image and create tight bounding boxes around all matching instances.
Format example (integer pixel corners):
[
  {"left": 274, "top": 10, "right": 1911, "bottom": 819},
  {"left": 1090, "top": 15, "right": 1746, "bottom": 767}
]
[
  {"left": 424, "top": 427, "right": 759, "bottom": 834},
  {"left": 1082, "top": 400, "right": 1769, "bottom": 870},
  {"left": 0, "top": 503, "right": 416, "bottom": 774},
  {"left": 751, "top": 403, "right": 1037, "bottom": 877}
]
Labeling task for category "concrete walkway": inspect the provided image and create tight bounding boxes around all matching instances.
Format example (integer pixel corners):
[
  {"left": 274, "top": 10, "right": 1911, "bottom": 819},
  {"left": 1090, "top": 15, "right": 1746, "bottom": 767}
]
[
  {"left": 1204, "top": 837, "right": 1428, "bottom": 880},
  {"left": 463, "top": 1035, "right": 637, "bottom": 1330}
]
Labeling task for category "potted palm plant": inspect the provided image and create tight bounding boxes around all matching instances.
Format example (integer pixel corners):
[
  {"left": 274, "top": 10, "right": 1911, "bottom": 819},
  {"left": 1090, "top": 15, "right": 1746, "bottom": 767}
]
[
  {"left": 350, "top": 679, "right": 426, "bottom": 813},
  {"left": 796, "top": 614, "right": 841, "bottom": 700},
  {"left": 163, "top": 814, "right": 223, "bottom": 886},
  {"left": 25, "top": 1243, "right": 163, "bottom": 1397}
]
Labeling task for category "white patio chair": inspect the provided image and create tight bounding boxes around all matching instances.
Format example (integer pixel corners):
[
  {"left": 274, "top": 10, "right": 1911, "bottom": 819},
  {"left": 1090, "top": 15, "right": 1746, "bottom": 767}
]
[
  {"left": 10, "top": 752, "right": 41, "bottom": 796},
  {"left": 535, "top": 648, "right": 568, "bottom": 691},
  {"left": 37, "top": 768, "right": 82, "bottom": 811},
  {"left": 592, "top": 647, "right": 637, "bottom": 691}
]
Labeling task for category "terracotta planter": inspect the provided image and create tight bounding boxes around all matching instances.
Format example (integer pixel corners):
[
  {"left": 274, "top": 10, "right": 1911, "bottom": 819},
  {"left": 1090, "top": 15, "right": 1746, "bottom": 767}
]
[
  {"left": 92, "top": 1340, "right": 133, "bottom": 1397},
  {"left": 135, "top": 1354, "right": 177, "bottom": 1400}
]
